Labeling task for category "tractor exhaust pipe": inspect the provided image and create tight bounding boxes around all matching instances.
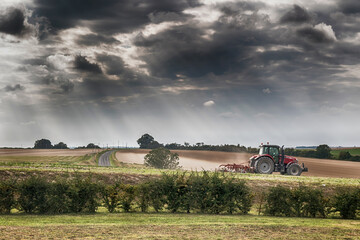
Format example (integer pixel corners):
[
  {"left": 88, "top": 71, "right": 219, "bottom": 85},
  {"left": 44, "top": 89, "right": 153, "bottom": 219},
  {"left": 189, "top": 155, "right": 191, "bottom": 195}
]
[{"left": 280, "top": 145, "right": 285, "bottom": 173}]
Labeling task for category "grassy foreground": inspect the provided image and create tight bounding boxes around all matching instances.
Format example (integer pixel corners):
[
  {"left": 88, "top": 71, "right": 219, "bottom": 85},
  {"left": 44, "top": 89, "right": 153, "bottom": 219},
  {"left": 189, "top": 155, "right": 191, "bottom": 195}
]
[{"left": 1, "top": 212, "right": 360, "bottom": 239}]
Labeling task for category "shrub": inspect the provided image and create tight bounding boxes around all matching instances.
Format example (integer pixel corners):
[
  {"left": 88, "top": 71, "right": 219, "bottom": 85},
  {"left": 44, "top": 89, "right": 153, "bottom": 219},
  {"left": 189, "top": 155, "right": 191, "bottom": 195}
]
[
  {"left": 119, "top": 184, "right": 136, "bottom": 212},
  {"left": 46, "top": 180, "right": 71, "bottom": 214},
  {"left": 0, "top": 180, "right": 16, "bottom": 214},
  {"left": 136, "top": 182, "right": 152, "bottom": 212},
  {"left": 101, "top": 182, "right": 122, "bottom": 213},
  {"left": 160, "top": 173, "right": 185, "bottom": 213},
  {"left": 265, "top": 186, "right": 292, "bottom": 216},
  {"left": 17, "top": 176, "right": 49, "bottom": 213},
  {"left": 333, "top": 187, "right": 360, "bottom": 219},
  {"left": 338, "top": 151, "right": 352, "bottom": 160},
  {"left": 67, "top": 176, "right": 101, "bottom": 213},
  {"left": 144, "top": 148, "right": 180, "bottom": 169}
]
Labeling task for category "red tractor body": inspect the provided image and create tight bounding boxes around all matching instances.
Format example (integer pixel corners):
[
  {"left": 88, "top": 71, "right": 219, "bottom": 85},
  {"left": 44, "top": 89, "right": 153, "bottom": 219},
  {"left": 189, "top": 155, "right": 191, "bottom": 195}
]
[{"left": 218, "top": 144, "right": 308, "bottom": 176}]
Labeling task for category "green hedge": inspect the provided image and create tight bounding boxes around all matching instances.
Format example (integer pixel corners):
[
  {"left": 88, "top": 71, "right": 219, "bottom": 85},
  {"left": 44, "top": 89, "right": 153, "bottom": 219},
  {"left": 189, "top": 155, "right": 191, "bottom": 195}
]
[{"left": 0, "top": 173, "right": 359, "bottom": 219}]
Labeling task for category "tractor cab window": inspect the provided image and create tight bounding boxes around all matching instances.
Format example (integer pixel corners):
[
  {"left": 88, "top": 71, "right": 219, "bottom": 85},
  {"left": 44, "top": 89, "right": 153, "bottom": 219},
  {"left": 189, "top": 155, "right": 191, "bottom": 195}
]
[
  {"left": 269, "top": 147, "right": 279, "bottom": 162},
  {"left": 259, "top": 146, "right": 269, "bottom": 155}
]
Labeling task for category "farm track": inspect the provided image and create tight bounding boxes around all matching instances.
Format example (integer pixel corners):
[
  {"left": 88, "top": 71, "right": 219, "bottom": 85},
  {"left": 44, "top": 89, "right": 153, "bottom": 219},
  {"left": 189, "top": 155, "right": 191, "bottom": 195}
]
[{"left": 98, "top": 150, "right": 114, "bottom": 166}]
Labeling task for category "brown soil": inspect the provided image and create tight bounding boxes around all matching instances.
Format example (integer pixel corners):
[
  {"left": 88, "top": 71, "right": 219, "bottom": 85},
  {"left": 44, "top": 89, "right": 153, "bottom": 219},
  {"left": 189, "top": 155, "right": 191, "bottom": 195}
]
[
  {"left": 0, "top": 149, "right": 99, "bottom": 156},
  {"left": 116, "top": 149, "right": 360, "bottom": 178}
]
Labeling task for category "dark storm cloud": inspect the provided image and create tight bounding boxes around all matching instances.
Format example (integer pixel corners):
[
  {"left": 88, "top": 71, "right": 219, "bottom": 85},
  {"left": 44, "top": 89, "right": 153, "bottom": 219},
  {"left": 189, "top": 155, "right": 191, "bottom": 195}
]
[
  {"left": 296, "top": 27, "right": 335, "bottom": 43},
  {"left": 338, "top": 0, "right": 360, "bottom": 14},
  {"left": 96, "top": 54, "right": 126, "bottom": 75},
  {"left": 74, "top": 55, "right": 102, "bottom": 74},
  {"left": 0, "top": 8, "right": 28, "bottom": 36},
  {"left": 76, "top": 34, "right": 120, "bottom": 46},
  {"left": 135, "top": 9, "right": 274, "bottom": 79},
  {"left": 280, "top": 5, "right": 311, "bottom": 24},
  {"left": 4, "top": 84, "right": 25, "bottom": 92},
  {"left": 33, "top": 0, "right": 201, "bottom": 35}
]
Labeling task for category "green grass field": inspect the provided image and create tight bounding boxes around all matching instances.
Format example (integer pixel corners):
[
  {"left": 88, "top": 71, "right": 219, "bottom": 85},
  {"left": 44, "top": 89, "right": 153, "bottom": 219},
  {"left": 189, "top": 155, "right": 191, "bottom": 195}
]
[
  {"left": 1, "top": 212, "right": 359, "bottom": 239},
  {"left": 331, "top": 148, "right": 360, "bottom": 157},
  {"left": 0, "top": 149, "right": 359, "bottom": 239}
]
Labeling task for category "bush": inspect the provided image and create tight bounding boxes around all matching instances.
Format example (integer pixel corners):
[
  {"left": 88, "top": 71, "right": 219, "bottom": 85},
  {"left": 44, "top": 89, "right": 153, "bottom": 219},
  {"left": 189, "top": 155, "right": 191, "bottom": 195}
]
[
  {"left": 333, "top": 188, "right": 360, "bottom": 219},
  {"left": 67, "top": 176, "right": 101, "bottom": 213},
  {"left": 144, "top": 148, "right": 180, "bottom": 169},
  {"left": 119, "top": 184, "right": 136, "bottom": 212},
  {"left": 46, "top": 180, "right": 71, "bottom": 214},
  {"left": 17, "top": 176, "right": 49, "bottom": 213},
  {"left": 291, "top": 186, "right": 326, "bottom": 218},
  {"left": 0, "top": 180, "right": 16, "bottom": 214},
  {"left": 136, "top": 182, "right": 152, "bottom": 212},
  {"left": 338, "top": 151, "right": 352, "bottom": 160},
  {"left": 101, "top": 182, "right": 122, "bottom": 213},
  {"left": 265, "top": 186, "right": 292, "bottom": 217}
]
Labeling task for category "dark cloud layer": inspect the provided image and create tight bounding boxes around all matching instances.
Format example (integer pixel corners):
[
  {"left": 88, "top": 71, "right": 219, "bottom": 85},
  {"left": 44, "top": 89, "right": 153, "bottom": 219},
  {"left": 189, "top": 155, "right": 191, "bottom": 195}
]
[
  {"left": 338, "top": 0, "right": 360, "bottom": 14},
  {"left": 4, "top": 84, "right": 25, "bottom": 92},
  {"left": 34, "top": 0, "right": 201, "bottom": 35},
  {"left": 0, "top": 8, "right": 27, "bottom": 36},
  {"left": 76, "top": 34, "right": 120, "bottom": 46},
  {"left": 74, "top": 55, "right": 102, "bottom": 74},
  {"left": 280, "top": 5, "right": 311, "bottom": 24},
  {"left": 296, "top": 27, "right": 335, "bottom": 43}
]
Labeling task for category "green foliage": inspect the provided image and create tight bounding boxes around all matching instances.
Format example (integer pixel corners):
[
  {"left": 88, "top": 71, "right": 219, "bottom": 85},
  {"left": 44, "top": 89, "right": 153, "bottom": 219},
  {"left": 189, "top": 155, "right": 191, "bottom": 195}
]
[
  {"left": 265, "top": 186, "right": 293, "bottom": 216},
  {"left": 101, "top": 182, "right": 122, "bottom": 213},
  {"left": 119, "top": 184, "right": 136, "bottom": 212},
  {"left": 338, "top": 151, "right": 352, "bottom": 160},
  {"left": 0, "top": 180, "right": 16, "bottom": 214},
  {"left": 316, "top": 144, "right": 332, "bottom": 159},
  {"left": 332, "top": 187, "right": 360, "bottom": 219},
  {"left": 137, "top": 133, "right": 163, "bottom": 149},
  {"left": 136, "top": 182, "right": 152, "bottom": 212},
  {"left": 53, "top": 142, "right": 68, "bottom": 149},
  {"left": 17, "top": 176, "right": 49, "bottom": 213},
  {"left": 67, "top": 176, "right": 101, "bottom": 213},
  {"left": 144, "top": 148, "right": 180, "bottom": 169},
  {"left": 45, "top": 180, "right": 71, "bottom": 214},
  {"left": 34, "top": 138, "right": 53, "bottom": 149},
  {"left": 265, "top": 185, "right": 327, "bottom": 218}
]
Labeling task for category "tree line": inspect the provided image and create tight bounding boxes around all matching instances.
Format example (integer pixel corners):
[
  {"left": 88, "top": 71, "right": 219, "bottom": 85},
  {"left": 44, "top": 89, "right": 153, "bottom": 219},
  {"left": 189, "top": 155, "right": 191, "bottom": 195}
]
[
  {"left": 33, "top": 139, "right": 100, "bottom": 149},
  {"left": 1, "top": 172, "right": 359, "bottom": 219},
  {"left": 137, "top": 134, "right": 258, "bottom": 153}
]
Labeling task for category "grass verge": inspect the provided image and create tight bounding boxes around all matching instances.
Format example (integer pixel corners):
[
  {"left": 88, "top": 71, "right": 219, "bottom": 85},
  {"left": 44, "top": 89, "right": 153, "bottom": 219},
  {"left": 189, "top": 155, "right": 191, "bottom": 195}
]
[{"left": 0, "top": 213, "right": 359, "bottom": 239}]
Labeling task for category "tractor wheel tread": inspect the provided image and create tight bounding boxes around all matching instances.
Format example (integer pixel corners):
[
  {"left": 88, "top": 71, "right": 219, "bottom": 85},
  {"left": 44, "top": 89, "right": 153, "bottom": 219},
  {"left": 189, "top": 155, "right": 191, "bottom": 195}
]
[
  {"left": 286, "top": 163, "right": 302, "bottom": 176},
  {"left": 254, "top": 157, "right": 274, "bottom": 174}
]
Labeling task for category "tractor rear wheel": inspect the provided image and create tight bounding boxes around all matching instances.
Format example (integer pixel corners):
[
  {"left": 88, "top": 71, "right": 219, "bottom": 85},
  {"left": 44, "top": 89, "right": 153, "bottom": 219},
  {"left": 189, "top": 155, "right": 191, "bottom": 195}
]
[
  {"left": 255, "top": 157, "right": 274, "bottom": 174},
  {"left": 286, "top": 163, "right": 302, "bottom": 176}
]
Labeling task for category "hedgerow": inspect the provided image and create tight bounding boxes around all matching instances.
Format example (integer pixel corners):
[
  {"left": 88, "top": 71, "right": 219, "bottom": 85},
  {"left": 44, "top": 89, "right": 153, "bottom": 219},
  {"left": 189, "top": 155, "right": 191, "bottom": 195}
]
[{"left": 0, "top": 172, "right": 358, "bottom": 219}]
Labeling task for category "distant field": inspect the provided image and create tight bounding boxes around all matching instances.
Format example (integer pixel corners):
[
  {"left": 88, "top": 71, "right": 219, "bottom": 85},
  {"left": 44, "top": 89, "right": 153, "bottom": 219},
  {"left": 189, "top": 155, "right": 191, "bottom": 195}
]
[
  {"left": 331, "top": 148, "right": 360, "bottom": 157},
  {"left": 1, "top": 213, "right": 359, "bottom": 240},
  {"left": 116, "top": 149, "right": 360, "bottom": 179}
]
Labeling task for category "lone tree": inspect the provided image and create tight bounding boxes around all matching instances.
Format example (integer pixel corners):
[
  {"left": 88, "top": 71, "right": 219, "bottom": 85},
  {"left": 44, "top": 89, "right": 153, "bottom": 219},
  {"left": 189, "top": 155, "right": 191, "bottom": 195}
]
[
  {"left": 34, "top": 139, "right": 53, "bottom": 149},
  {"left": 316, "top": 144, "right": 332, "bottom": 159},
  {"left": 144, "top": 148, "right": 180, "bottom": 169},
  {"left": 53, "top": 142, "right": 68, "bottom": 149},
  {"left": 137, "top": 133, "right": 162, "bottom": 149}
]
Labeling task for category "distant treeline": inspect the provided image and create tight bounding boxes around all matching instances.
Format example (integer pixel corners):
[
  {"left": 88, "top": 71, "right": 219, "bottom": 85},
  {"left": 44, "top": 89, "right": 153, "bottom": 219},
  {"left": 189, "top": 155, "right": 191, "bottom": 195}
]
[
  {"left": 33, "top": 138, "right": 100, "bottom": 149},
  {"left": 137, "top": 134, "right": 258, "bottom": 153},
  {"left": 285, "top": 145, "right": 360, "bottom": 162}
]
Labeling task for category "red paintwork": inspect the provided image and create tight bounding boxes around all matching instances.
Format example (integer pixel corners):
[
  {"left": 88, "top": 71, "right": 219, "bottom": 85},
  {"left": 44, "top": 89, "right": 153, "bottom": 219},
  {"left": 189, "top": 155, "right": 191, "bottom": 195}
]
[{"left": 250, "top": 154, "right": 298, "bottom": 165}]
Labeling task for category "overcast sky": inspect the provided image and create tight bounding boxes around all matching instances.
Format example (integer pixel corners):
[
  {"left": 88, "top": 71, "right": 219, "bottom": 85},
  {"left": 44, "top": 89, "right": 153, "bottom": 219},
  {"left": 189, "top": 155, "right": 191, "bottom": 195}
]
[{"left": 1, "top": 0, "right": 360, "bottom": 148}]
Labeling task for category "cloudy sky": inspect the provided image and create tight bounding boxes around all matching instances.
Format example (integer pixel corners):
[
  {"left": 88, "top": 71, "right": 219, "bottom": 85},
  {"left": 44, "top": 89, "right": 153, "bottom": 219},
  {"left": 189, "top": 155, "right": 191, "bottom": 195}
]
[{"left": 1, "top": 0, "right": 360, "bottom": 148}]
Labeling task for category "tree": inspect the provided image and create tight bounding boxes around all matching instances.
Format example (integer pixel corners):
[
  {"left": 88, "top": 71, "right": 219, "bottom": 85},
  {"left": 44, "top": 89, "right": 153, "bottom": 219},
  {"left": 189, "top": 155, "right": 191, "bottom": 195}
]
[
  {"left": 144, "top": 148, "right": 180, "bottom": 169},
  {"left": 137, "top": 134, "right": 162, "bottom": 149},
  {"left": 86, "top": 143, "right": 100, "bottom": 149},
  {"left": 34, "top": 139, "right": 53, "bottom": 149},
  {"left": 53, "top": 142, "right": 68, "bottom": 149},
  {"left": 338, "top": 151, "right": 352, "bottom": 160},
  {"left": 316, "top": 144, "right": 332, "bottom": 159}
]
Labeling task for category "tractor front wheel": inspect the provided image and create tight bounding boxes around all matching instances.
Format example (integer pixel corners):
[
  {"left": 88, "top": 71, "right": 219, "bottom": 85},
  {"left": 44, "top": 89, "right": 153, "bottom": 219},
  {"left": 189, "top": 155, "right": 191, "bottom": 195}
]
[
  {"left": 286, "top": 163, "right": 302, "bottom": 176},
  {"left": 255, "top": 157, "right": 274, "bottom": 174}
]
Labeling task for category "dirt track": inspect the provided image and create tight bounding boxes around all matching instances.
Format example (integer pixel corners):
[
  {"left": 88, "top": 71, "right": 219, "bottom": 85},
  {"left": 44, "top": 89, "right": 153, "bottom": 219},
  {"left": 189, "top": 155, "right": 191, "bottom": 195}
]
[{"left": 116, "top": 149, "right": 360, "bottom": 179}]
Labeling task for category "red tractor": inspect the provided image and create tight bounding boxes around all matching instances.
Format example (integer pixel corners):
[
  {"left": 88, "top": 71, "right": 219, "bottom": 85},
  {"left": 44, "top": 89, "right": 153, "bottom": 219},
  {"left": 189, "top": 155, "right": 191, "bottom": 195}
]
[
  {"left": 250, "top": 144, "right": 308, "bottom": 176},
  {"left": 218, "top": 144, "right": 308, "bottom": 176}
]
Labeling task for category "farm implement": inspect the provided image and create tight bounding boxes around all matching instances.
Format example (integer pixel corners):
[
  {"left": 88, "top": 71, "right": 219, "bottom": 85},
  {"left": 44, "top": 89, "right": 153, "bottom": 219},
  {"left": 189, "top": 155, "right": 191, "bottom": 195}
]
[{"left": 218, "top": 144, "right": 308, "bottom": 176}]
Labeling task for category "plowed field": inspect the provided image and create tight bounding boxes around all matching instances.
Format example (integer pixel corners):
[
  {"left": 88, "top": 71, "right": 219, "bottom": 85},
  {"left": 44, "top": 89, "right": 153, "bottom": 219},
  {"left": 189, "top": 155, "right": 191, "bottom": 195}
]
[{"left": 116, "top": 149, "right": 360, "bottom": 178}]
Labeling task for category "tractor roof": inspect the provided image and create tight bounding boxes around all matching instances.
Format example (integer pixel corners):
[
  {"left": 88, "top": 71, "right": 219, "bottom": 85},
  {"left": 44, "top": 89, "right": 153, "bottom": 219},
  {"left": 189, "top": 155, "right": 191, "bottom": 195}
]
[{"left": 260, "top": 144, "right": 280, "bottom": 148}]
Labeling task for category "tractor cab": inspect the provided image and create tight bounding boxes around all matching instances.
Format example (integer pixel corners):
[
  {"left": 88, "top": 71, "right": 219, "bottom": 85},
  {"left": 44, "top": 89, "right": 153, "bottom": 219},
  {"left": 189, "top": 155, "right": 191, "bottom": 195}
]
[{"left": 259, "top": 145, "right": 280, "bottom": 164}]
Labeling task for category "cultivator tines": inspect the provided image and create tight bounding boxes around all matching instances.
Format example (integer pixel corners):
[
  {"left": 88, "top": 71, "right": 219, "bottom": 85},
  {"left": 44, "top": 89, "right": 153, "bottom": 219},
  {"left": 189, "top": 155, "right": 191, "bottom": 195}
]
[{"left": 217, "top": 164, "right": 254, "bottom": 173}]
